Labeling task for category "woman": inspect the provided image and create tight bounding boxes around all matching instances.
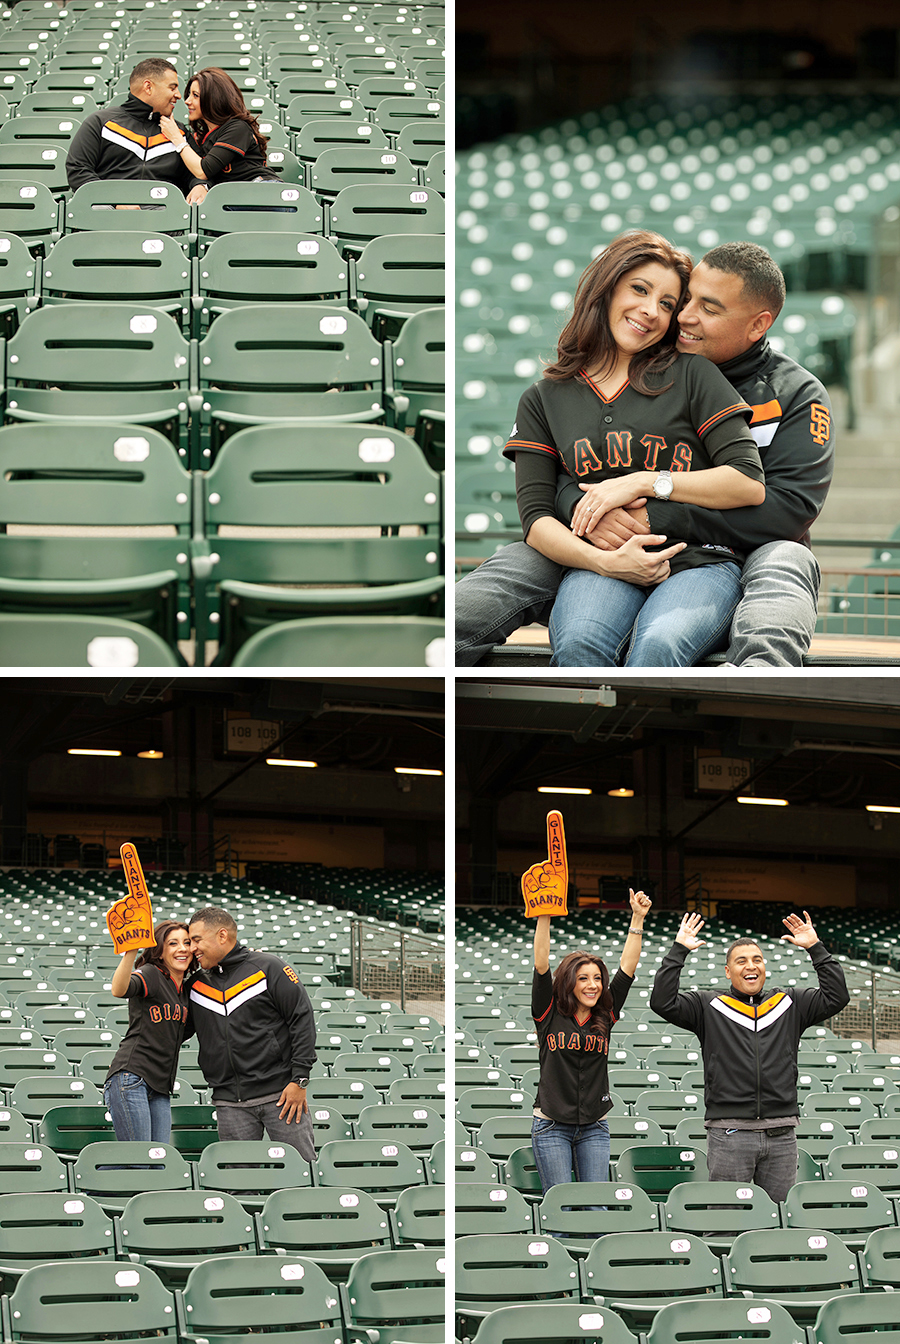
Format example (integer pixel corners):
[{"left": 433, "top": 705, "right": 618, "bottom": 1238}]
[
  {"left": 159, "top": 66, "right": 279, "bottom": 186},
  {"left": 104, "top": 921, "right": 195, "bottom": 1143},
  {"left": 504, "top": 230, "right": 766, "bottom": 666},
  {"left": 531, "top": 888, "right": 651, "bottom": 1192}
]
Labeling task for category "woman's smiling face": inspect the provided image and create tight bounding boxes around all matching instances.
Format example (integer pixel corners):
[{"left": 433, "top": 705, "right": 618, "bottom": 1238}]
[
  {"left": 572, "top": 959, "right": 605, "bottom": 1012},
  {"left": 185, "top": 80, "right": 203, "bottom": 122},
  {"left": 607, "top": 261, "right": 682, "bottom": 357}
]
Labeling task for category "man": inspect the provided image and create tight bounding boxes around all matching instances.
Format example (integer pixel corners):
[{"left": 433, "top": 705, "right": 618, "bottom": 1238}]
[
  {"left": 456, "top": 242, "right": 835, "bottom": 666},
  {"left": 66, "top": 58, "right": 208, "bottom": 205},
  {"left": 187, "top": 905, "right": 316, "bottom": 1160},
  {"left": 649, "top": 909, "right": 849, "bottom": 1202}
]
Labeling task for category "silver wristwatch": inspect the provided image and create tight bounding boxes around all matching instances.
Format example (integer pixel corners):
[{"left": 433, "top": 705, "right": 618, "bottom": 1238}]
[{"left": 653, "top": 470, "right": 674, "bottom": 499}]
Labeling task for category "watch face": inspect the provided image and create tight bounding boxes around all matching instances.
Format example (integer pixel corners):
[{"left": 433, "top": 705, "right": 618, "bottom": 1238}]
[{"left": 655, "top": 475, "right": 673, "bottom": 497}]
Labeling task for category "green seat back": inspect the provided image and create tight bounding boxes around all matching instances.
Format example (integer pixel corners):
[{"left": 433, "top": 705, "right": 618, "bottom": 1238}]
[
  {"left": 116, "top": 1190, "right": 256, "bottom": 1286},
  {"left": 537, "top": 1181, "right": 660, "bottom": 1252},
  {"left": 456, "top": 1233, "right": 579, "bottom": 1319},
  {"left": 395, "top": 120, "right": 444, "bottom": 167},
  {"left": 353, "top": 1102, "right": 443, "bottom": 1152},
  {"left": 30, "top": 1006, "right": 100, "bottom": 1036},
  {"left": 64, "top": 181, "right": 192, "bottom": 238},
  {"left": 0, "top": 142, "right": 69, "bottom": 193},
  {"left": 0, "top": 1190, "right": 114, "bottom": 1280},
  {"left": 0, "top": 116, "right": 81, "bottom": 146},
  {"left": 258, "top": 1184, "right": 393, "bottom": 1269},
  {"left": 723, "top": 1228, "right": 862, "bottom": 1321},
  {"left": 306, "top": 1077, "right": 381, "bottom": 1121},
  {"left": 470, "top": 1302, "right": 636, "bottom": 1344},
  {"left": 456, "top": 1086, "right": 527, "bottom": 1129},
  {"left": 662, "top": 1180, "right": 780, "bottom": 1245},
  {"left": 581, "top": 1229, "right": 723, "bottom": 1324},
  {"left": 391, "top": 1181, "right": 446, "bottom": 1247},
  {"left": 647, "top": 1297, "right": 806, "bottom": 1344},
  {"left": 455, "top": 1181, "right": 534, "bottom": 1237},
  {"left": 196, "top": 231, "right": 347, "bottom": 327},
  {"left": 37, "top": 1102, "right": 116, "bottom": 1155},
  {"left": 330, "top": 182, "right": 443, "bottom": 248},
  {"left": 824, "top": 1142, "right": 900, "bottom": 1195},
  {"left": 607, "top": 1069, "right": 671, "bottom": 1103},
  {"left": 0, "top": 182, "right": 60, "bottom": 255},
  {"left": 801, "top": 1090, "right": 878, "bottom": 1130},
  {"left": 812, "top": 1292, "right": 900, "bottom": 1344},
  {"left": 370, "top": 95, "right": 443, "bottom": 130},
  {"left": 231, "top": 615, "right": 444, "bottom": 665},
  {"left": 331, "top": 1050, "right": 409, "bottom": 1086},
  {"left": 454, "top": 1143, "right": 498, "bottom": 1184},
  {"left": 387, "top": 1076, "right": 445, "bottom": 1109},
  {"left": 0, "top": 1142, "right": 68, "bottom": 1194},
  {"left": 294, "top": 117, "right": 389, "bottom": 162},
  {"left": 794, "top": 1118, "right": 852, "bottom": 1160},
  {"left": 48, "top": 1027, "right": 120, "bottom": 1063},
  {"left": 314, "top": 1138, "right": 426, "bottom": 1204},
  {"left": 309, "top": 144, "right": 418, "bottom": 197},
  {"left": 197, "top": 180, "right": 323, "bottom": 242},
  {"left": 632, "top": 1089, "right": 705, "bottom": 1130},
  {"left": 782, "top": 1178, "right": 894, "bottom": 1247},
  {"left": 72, "top": 1140, "right": 192, "bottom": 1206},
  {"left": 0, "top": 1048, "right": 69, "bottom": 1089},
  {"left": 423, "top": 149, "right": 444, "bottom": 191},
  {"left": 195, "top": 1139, "right": 313, "bottom": 1211},
  {"left": 614, "top": 1144, "right": 708, "bottom": 1200},
  {"left": 179, "top": 1254, "right": 344, "bottom": 1344},
  {"left": 284, "top": 94, "right": 367, "bottom": 129},
  {"left": 343, "top": 1247, "right": 445, "bottom": 1342},
  {"left": 167, "top": 1104, "right": 219, "bottom": 1161},
  {"left": 0, "top": 1107, "right": 33, "bottom": 1140},
  {"left": 5, "top": 1259, "right": 176, "bottom": 1342},
  {"left": 40, "top": 231, "right": 190, "bottom": 328},
  {"left": 0, "top": 615, "right": 181, "bottom": 666},
  {"left": 500, "top": 1144, "right": 542, "bottom": 1198},
  {"left": 474, "top": 1113, "right": 534, "bottom": 1161}
]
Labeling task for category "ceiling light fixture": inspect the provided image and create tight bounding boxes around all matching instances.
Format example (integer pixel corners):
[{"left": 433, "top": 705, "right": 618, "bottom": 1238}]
[
  {"left": 394, "top": 767, "right": 443, "bottom": 776},
  {"left": 737, "top": 795, "right": 788, "bottom": 807},
  {"left": 67, "top": 748, "right": 122, "bottom": 757},
  {"left": 266, "top": 758, "right": 317, "bottom": 768},
  {"left": 537, "top": 786, "right": 592, "bottom": 795}
]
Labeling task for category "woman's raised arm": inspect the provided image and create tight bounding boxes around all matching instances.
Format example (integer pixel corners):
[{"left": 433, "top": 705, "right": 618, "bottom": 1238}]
[{"left": 534, "top": 913, "right": 551, "bottom": 975}]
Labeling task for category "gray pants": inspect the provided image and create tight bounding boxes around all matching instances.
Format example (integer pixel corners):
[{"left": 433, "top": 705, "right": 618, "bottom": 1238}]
[
  {"left": 454, "top": 539, "right": 820, "bottom": 667},
  {"left": 705, "top": 1125, "right": 798, "bottom": 1203},
  {"left": 216, "top": 1100, "right": 316, "bottom": 1162}
]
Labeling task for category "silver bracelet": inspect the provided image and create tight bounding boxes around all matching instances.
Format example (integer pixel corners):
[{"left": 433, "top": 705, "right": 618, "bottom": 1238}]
[{"left": 629, "top": 927, "right": 644, "bottom": 934}]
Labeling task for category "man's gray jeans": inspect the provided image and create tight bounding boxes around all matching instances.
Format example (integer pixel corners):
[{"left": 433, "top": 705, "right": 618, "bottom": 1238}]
[
  {"left": 705, "top": 1125, "right": 798, "bottom": 1204},
  {"left": 454, "top": 539, "right": 820, "bottom": 667}
]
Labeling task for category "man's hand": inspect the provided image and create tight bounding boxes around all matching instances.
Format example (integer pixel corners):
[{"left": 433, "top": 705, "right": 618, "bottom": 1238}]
[
  {"left": 781, "top": 910, "right": 819, "bottom": 949},
  {"left": 186, "top": 185, "right": 209, "bottom": 205},
  {"left": 277, "top": 1082, "right": 308, "bottom": 1123},
  {"left": 584, "top": 502, "right": 652, "bottom": 552},
  {"left": 675, "top": 912, "right": 707, "bottom": 950}
]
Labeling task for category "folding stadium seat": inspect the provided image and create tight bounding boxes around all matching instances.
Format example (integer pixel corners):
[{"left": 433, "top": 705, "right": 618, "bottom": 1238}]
[
  {"left": 0, "top": 143, "right": 69, "bottom": 196},
  {"left": 0, "top": 1142, "right": 70, "bottom": 1194},
  {"left": 0, "top": 1190, "right": 115, "bottom": 1290},
  {"left": 782, "top": 1178, "right": 895, "bottom": 1250},
  {"left": 341, "top": 56, "right": 408, "bottom": 86},
  {"left": 256, "top": 1184, "right": 392, "bottom": 1277},
  {"left": 0, "top": 118, "right": 83, "bottom": 152},
  {"left": 537, "top": 1181, "right": 660, "bottom": 1254},
  {"left": 579, "top": 1230, "right": 724, "bottom": 1331},
  {"left": 70, "top": 1139, "right": 192, "bottom": 1214},
  {"left": 0, "top": 1108, "right": 33, "bottom": 1141},
  {"left": 456, "top": 1087, "right": 528, "bottom": 1137},
  {"left": 30, "top": 1006, "right": 100, "bottom": 1037},
  {"left": 192, "top": 420, "right": 443, "bottom": 662},
  {"left": 276, "top": 73, "right": 353, "bottom": 105},
  {"left": 823, "top": 1142, "right": 900, "bottom": 1199},
  {"left": 613, "top": 1144, "right": 709, "bottom": 1200},
  {"left": 832, "top": 1070, "right": 900, "bottom": 1103},
  {"left": 341, "top": 1247, "right": 445, "bottom": 1344},
  {"left": 0, "top": 422, "right": 194, "bottom": 655},
  {"left": 352, "top": 234, "right": 443, "bottom": 343},
  {"left": 329, "top": 182, "right": 443, "bottom": 255},
  {"left": 470, "top": 1303, "right": 637, "bottom": 1344},
  {"left": 308, "top": 145, "right": 418, "bottom": 202},
  {"left": 116, "top": 1189, "right": 257, "bottom": 1289},
  {"left": 50, "top": 1027, "right": 120, "bottom": 1065},
  {"left": 353, "top": 1102, "right": 443, "bottom": 1153},
  {"left": 456, "top": 1234, "right": 581, "bottom": 1338},
  {"left": 389, "top": 1181, "right": 445, "bottom": 1247},
  {"left": 64, "top": 181, "right": 194, "bottom": 247},
  {"left": 194, "top": 1139, "right": 313, "bottom": 1215},
  {"left": 722, "top": 1229, "right": 864, "bottom": 1322},
  {"left": 4, "top": 1261, "right": 177, "bottom": 1344},
  {"left": 33, "top": 73, "right": 111, "bottom": 103},
  {"left": 395, "top": 119, "right": 445, "bottom": 170},
  {"left": 811, "top": 1293, "right": 900, "bottom": 1344},
  {"left": 802, "top": 1091, "right": 878, "bottom": 1131},
  {"left": 315, "top": 1138, "right": 427, "bottom": 1209},
  {"left": 633, "top": 1089, "right": 705, "bottom": 1131},
  {"left": 455, "top": 1180, "right": 535, "bottom": 1237},
  {"left": 647, "top": 1298, "right": 807, "bottom": 1344},
  {"left": 661, "top": 1181, "right": 781, "bottom": 1254},
  {"left": 371, "top": 95, "right": 443, "bottom": 137},
  {"left": 0, "top": 1048, "right": 70, "bottom": 1094},
  {"left": 329, "top": 1050, "right": 410, "bottom": 1089},
  {"left": 285, "top": 95, "right": 368, "bottom": 133},
  {"left": 4, "top": 308, "right": 193, "bottom": 449},
  {"left": 454, "top": 1143, "right": 499, "bottom": 1184},
  {"left": 179, "top": 1255, "right": 346, "bottom": 1344},
  {"left": 293, "top": 117, "right": 389, "bottom": 166},
  {"left": 383, "top": 1012, "right": 442, "bottom": 1044},
  {"left": 193, "top": 232, "right": 348, "bottom": 335},
  {"left": 167, "top": 1104, "right": 220, "bottom": 1162},
  {"left": 412, "top": 60, "right": 445, "bottom": 92},
  {"left": 306, "top": 1077, "right": 382, "bottom": 1122},
  {"left": 193, "top": 305, "right": 387, "bottom": 456},
  {"left": 0, "top": 76, "right": 28, "bottom": 106},
  {"left": 794, "top": 1118, "right": 852, "bottom": 1162},
  {"left": 357, "top": 78, "right": 428, "bottom": 113},
  {"left": 40, "top": 231, "right": 192, "bottom": 329}
]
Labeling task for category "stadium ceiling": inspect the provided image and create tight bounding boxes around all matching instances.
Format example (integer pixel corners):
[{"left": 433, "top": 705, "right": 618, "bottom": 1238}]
[
  {"left": 457, "top": 677, "right": 900, "bottom": 810},
  {"left": 1, "top": 678, "right": 445, "bottom": 778}
]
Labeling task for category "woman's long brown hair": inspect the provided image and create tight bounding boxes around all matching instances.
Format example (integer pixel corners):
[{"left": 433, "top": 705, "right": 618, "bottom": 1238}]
[
  {"left": 135, "top": 920, "right": 198, "bottom": 976},
  {"left": 553, "top": 951, "right": 614, "bottom": 1033},
  {"left": 544, "top": 229, "right": 692, "bottom": 395},
  {"left": 186, "top": 66, "right": 269, "bottom": 156}
]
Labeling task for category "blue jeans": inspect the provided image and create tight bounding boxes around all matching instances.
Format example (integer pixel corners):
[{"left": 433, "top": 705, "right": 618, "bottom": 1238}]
[
  {"left": 548, "top": 562, "right": 742, "bottom": 666},
  {"left": 104, "top": 1070, "right": 172, "bottom": 1143},
  {"left": 531, "top": 1116, "right": 611, "bottom": 1193},
  {"left": 454, "top": 539, "right": 819, "bottom": 666}
]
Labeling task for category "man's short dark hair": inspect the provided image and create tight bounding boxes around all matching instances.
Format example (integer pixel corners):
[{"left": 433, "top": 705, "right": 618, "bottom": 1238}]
[
  {"left": 189, "top": 905, "right": 237, "bottom": 935},
  {"left": 130, "top": 59, "right": 178, "bottom": 88},
  {"left": 702, "top": 241, "right": 787, "bottom": 320},
  {"left": 726, "top": 936, "right": 763, "bottom": 963}
]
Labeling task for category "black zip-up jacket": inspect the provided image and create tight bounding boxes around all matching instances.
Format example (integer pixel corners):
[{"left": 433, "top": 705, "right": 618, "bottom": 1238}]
[
  {"left": 66, "top": 92, "right": 195, "bottom": 194},
  {"left": 643, "top": 339, "right": 834, "bottom": 552},
  {"left": 188, "top": 943, "right": 317, "bottom": 1103},
  {"left": 649, "top": 939, "right": 849, "bottom": 1121}
]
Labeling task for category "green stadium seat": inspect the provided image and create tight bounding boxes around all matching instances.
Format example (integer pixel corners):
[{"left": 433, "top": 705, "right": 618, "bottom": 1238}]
[
  {"left": 474, "top": 1113, "right": 534, "bottom": 1162},
  {"left": 455, "top": 1181, "right": 534, "bottom": 1237},
  {"left": 329, "top": 182, "right": 443, "bottom": 255},
  {"left": 194, "top": 1139, "right": 314, "bottom": 1214},
  {"left": 256, "top": 1185, "right": 392, "bottom": 1278},
  {"left": 781, "top": 1178, "right": 895, "bottom": 1250},
  {"left": 193, "top": 231, "right": 348, "bottom": 334},
  {"left": 314, "top": 1138, "right": 427, "bottom": 1209},
  {"left": 341, "top": 1247, "right": 445, "bottom": 1344},
  {"left": 456, "top": 1233, "right": 580, "bottom": 1337},
  {"left": 294, "top": 117, "right": 390, "bottom": 164},
  {"left": 500, "top": 1145, "right": 543, "bottom": 1200},
  {"left": 196, "top": 180, "right": 324, "bottom": 247},
  {"left": 579, "top": 1229, "right": 725, "bottom": 1330},
  {"left": 178, "top": 1254, "right": 344, "bottom": 1344},
  {"left": 455, "top": 1143, "right": 501, "bottom": 1184},
  {"left": 0, "top": 143, "right": 69, "bottom": 194},
  {"left": 331, "top": 1051, "right": 409, "bottom": 1088},
  {"left": 115, "top": 1189, "right": 257, "bottom": 1289},
  {"left": 71, "top": 1139, "right": 192, "bottom": 1214},
  {"left": 231, "top": 613, "right": 445, "bottom": 666},
  {"left": 422, "top": 149, "right": 444, "bottom": 192},
  {"left": 801, "top": 1091, "right": 878, "bottom": 1131},
  {"left": 64, "top": 180, "right": 193, "bottom": 246},
  {"left": 36, "top": 1103, "right": 116, "bottom": 1156},
  {"left": 470, "top": 1302, "right": 637, "bottom": 1344},
  {"left": 4, "top": 1260, "right": 177, "bottom": 1344},
  {"left": 389, "top": 1181, "right": 445, "bottom": 1247},
  {"left": 722, "top": 1228, "right": 863, "bottom": 1323},
  {"left": 0, "top": 181, "right": 61, "bottom": 256},
  {"left": 0, "top": 1190, "right": 114, "bottom": 1289},
  {"left": 353, "top": 1102, "right": 444, "bottom": 1152},
  {"left": 811, "top": 1292, "right": 900, "bottom": 1344},
  {"left": 0, "top": 615, "right": 182, "bottom": 667},
  {"left": 39, "top": 231, "right": 191, "bottom": 331},
  {"left": 0, "top": 117, "right": 82, "bottom": 149},
  {"left": 167, "top": 1104, "right": 219, "bottom": 1162},
  {"left": 306, "top": 1077, "right": 382, "bottom": 1122},
  {"left": 0, "top": 422, "right": 194, "bottom": 653},
  {"left": 284, "top": 96, "right": 368, "bottom": 133},
  {"left": 647, "top": 1297, "right": 807, "bottom": 1344},
  {"left": 662, "top": 1180, "right": 781, "bottom": 1254},
  {"left": 613, "top": 1144, "right": 709, "bottom": 1201},
  {"left": 0, "top": 1108, "right": 32, "bottom": 1141},
  {"left": 537, "top": 1180, "right": 660, "bottom": 1255},
  {"left": 370, "top": 94, "right": 442, "bottom": 132},
  {"left": 0, "top": 1142, "right": 68, "bottom": 1193},
  {"left": 794, "top": 1118, "right": 852, "bottom": 1162},
  {"left": 352, "top": 233, "right": 444, "bottom": 339}
]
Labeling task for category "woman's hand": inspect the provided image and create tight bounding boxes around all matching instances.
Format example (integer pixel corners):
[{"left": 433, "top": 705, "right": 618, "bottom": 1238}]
[
  {"left": 629, "top": 888, "right": 652, "bottom": 920},
  {"left": 599, "top": 532, "right": 686, "bottom": 585},
  {"left": 571, "top": 475, "right": 653, "bottom": 536},
  {"left": 159, "top": 114, "right": 185, "bottom": 147}
]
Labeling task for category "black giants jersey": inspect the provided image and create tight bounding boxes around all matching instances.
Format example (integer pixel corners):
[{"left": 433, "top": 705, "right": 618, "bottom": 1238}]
[
  {"left": 532, "top": 965, "right": 634, "bottom": 1124},
  {"left": 105, "top": 962, "right": 190, "bottom": 1097},
  {"left": 504, "top": 354, "right": 762, "bottom": 571}
]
